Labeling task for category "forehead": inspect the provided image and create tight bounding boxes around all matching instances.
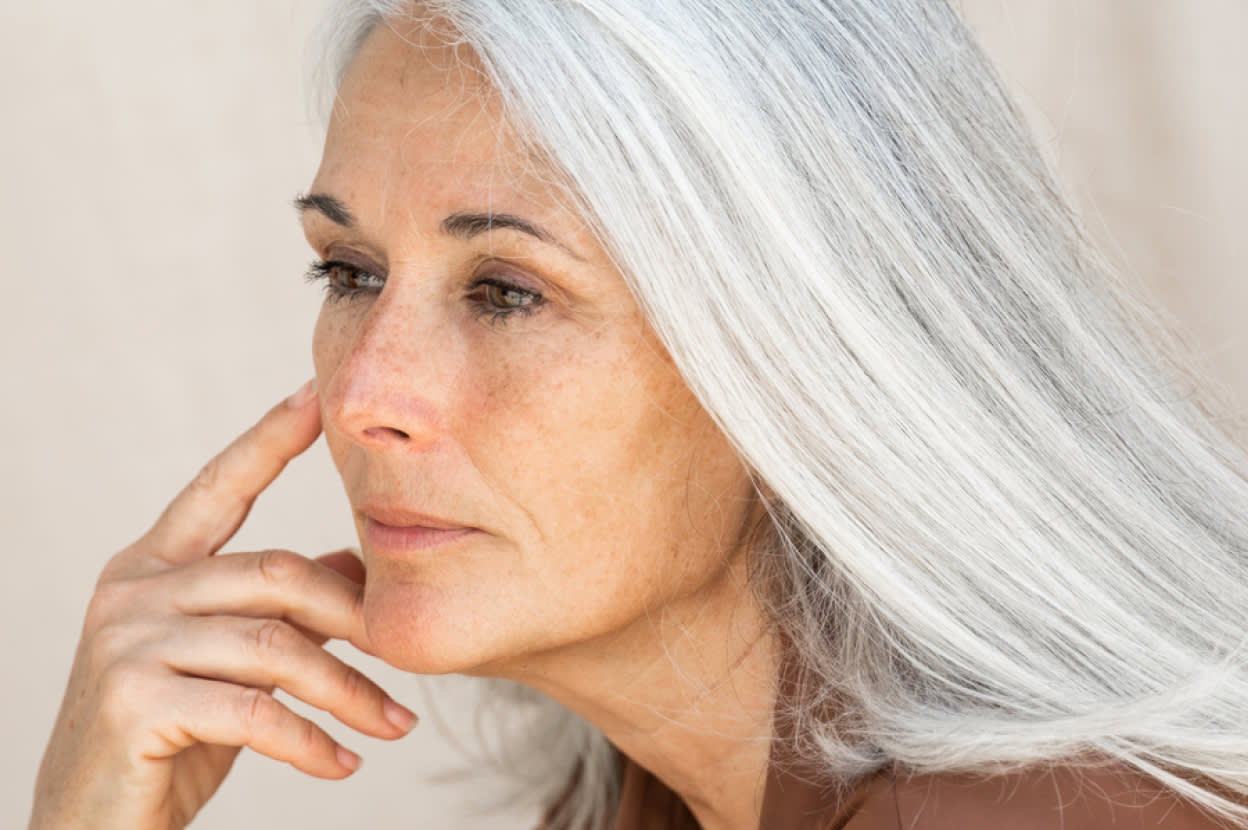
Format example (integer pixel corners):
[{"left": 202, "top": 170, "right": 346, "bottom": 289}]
[{"left": 315, "top": 21, "right": 570, "bottom": 227}]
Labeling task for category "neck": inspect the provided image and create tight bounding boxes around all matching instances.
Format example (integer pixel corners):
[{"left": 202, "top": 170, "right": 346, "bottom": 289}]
[{"left": 490, "top": 555, "right": 780, "bottom": 830}]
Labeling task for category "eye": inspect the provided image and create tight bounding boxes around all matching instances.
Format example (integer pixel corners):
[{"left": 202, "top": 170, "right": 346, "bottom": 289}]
[
  {"left": 467, "top": 277, "right": 545, "bottom": 327},
  {"left": 305, "top": 260, "right": 385, "bottom": 302},
  {"left": 482, "top": 281, "right": 539, "bottom": 310}
]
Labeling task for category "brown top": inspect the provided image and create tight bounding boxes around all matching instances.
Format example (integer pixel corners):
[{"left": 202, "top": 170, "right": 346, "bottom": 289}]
[
  {"left": 588, "top": 655, "right": 1230, "bottom": 828},
  {"left": 609, "top": 756, "right": 1231, "bottom": 829}
]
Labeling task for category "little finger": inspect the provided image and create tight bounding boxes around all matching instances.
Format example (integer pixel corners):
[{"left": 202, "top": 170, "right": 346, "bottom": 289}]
[{"left": 165, "top": 679, "right": 362, "bottom": 779}]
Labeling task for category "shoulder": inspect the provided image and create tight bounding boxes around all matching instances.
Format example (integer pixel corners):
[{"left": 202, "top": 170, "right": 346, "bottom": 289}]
[{"left": 844, "top": 764, "right": 1235, "bottom": 830}]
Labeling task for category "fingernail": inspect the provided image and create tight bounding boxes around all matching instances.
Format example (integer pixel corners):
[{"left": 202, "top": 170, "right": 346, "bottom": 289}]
[
  {"left": 383, "top": 698, "right": 418, "bottom": 734},
  {"left": 337, "top": 746, "right": 361, "bottom": 772},
  {"left": 287, "top": 378, "right": 317, "bottom": 409}
]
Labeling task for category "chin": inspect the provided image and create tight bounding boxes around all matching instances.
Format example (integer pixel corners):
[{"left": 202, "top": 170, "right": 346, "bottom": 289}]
[{"left": 360, "top": 574, "right": 515, "bottom": 675}]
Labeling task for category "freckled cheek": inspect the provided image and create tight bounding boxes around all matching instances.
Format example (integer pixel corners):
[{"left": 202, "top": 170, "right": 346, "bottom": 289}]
[
  {"left": 454, "top": 332, "right": 629, "bottom": 521},
  {"left": 311, "top": 307, "right": 350, "bottom": 383},
  {"left": 454, "top": 323, "right": 582, "bottom": 425},
  {"left": 624, "top": 364, "right": 756, "bottom": 556}
]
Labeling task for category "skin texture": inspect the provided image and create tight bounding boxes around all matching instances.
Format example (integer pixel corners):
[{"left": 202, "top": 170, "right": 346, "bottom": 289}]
[
  {"left": 307, "top": 23, "right": 778, "bottom": 830},
  {"left": 309, "top": 22, "right": 759, "bottom": 682},
  {"left": 31, "top": 20, "right": 778, "bottom": 830}
]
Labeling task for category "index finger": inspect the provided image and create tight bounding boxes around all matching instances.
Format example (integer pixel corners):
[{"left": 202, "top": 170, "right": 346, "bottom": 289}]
[{"left": 139, "top": 379, "right": 323, "bottom": 565}]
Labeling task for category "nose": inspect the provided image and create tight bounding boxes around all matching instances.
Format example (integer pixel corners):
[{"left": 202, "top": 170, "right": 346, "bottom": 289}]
[{"left": 320, "top": 289, "right": 454, "bottom": 453}]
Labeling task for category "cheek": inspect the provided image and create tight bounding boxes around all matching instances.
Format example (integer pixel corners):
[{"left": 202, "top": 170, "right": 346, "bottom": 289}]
[
  {"left": 608, "top": 351, "right": 759, "bottom": 588},
  {"left": 502, "top": 339, "right": 756, "bottom": 607},
  {"left": 310, "top": 297, "right": 756, "bottom": 669}
]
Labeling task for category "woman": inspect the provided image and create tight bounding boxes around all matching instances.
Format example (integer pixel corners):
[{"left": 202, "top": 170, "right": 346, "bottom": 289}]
[{"left": 29, "top": 1, "right": 1248, "bottom": 828}]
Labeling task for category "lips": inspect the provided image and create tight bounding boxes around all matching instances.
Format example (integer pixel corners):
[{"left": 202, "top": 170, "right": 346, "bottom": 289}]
[
  {"left": 359, "top": 503, "right": 482, "bottom": 553},
  {"left": 360, "top": 504, "right": 471, "bottom": 531}
]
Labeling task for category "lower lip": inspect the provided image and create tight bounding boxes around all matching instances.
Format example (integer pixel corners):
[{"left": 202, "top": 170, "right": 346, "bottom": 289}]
[{"left": 364, "top": 518, "right": 480, "bottom": 553}]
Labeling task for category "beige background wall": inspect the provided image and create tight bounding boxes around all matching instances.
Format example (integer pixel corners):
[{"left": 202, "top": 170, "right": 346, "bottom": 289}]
[
  {"left": 959, "top": 0, "right": 1248, "bottom": 431},
  {"left": 2, "top": 2, "right": 1244, "bottom": 827}
]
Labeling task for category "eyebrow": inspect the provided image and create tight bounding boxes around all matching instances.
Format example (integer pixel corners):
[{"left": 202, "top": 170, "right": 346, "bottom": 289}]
[
  {"left": 293, "top": 193, "right": 356, "bottom": 229},
  {"left": 294, "top": 192, "right": 582, "bottom": 260},
  {"left": 441, "top": 211, "right": 558, "bottom": 247}
]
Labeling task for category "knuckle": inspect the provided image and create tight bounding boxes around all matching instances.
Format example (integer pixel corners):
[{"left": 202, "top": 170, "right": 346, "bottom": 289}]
[
  {"left": 254, "top": 548, "right": 303, "bottom": 587},
  {"left": 189, "top": 454, "right": 248, "bottom": 515},
  {"left": 296, "top": 715, "right": 322, "bottom": 753},
  {"left": 85, "top": 616, "right": 160, "bottom": 673},
  {"left": 338, "top": 664, "right": 374, "bottom": 704},
  {"left": 238, "top": 687, "right": 278, "bottom": 735},
  {"left": 251, "top": 619, "right": 295, "bottom": 656},
  {"left": 95, "top": 664, "right": 153, "bottom": 728},
  {"left": 190, "top": 457, "right": 223, "bottom": 495},
  {"left": 87, "top": 621, "right": 135, "bottom": 665}
]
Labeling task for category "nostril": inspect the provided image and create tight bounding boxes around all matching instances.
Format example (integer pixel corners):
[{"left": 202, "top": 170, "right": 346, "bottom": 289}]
[{"left": 363, "top": 426, "right": 411, "bottom": 442}]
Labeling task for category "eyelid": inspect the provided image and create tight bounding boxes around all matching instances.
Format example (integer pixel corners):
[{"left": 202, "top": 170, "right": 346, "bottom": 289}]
[
  {"left": 470, "top": 257, "right": 546, "bottom": 292},
  {"left": 323, "top": 245, "right": 387, "bottom": 279}
]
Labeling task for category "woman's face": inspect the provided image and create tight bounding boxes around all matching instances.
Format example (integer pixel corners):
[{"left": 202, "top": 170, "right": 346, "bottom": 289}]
[{"left": 305, "top": 23, "right": 758, "bottom": 678}]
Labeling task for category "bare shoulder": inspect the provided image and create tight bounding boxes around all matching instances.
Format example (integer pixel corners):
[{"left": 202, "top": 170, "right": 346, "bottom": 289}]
[{"left": 880, "top": 764, "right": 1239, "bottom": 829}]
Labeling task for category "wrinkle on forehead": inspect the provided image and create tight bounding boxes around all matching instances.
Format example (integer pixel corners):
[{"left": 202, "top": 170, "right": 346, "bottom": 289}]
[{"left": 327, "top": 15, "right": 595, "bottom": 250}]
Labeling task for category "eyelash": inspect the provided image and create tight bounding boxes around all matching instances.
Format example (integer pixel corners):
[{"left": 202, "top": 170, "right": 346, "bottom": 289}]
[{"left": 304, "top": 259, "right": 545, "bottom": 327}]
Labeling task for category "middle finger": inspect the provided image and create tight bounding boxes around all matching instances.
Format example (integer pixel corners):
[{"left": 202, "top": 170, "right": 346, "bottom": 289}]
[{"left": 167, "top": 549, "right": 371, "bottom": 653}]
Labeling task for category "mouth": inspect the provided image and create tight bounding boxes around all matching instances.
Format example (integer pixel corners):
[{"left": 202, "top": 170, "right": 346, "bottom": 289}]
[{"left": 359, "top": 504, "right": 482, "bottom": 553}]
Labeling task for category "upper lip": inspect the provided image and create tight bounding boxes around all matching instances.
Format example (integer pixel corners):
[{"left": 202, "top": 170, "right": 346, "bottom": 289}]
[{"left": 357, "top": 502, "right": 475, "bottom": 531}]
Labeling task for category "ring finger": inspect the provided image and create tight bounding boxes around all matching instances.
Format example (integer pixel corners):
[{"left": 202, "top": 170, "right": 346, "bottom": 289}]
[{"left": 154, "top": 615, "right": 416, "bottom": 740}]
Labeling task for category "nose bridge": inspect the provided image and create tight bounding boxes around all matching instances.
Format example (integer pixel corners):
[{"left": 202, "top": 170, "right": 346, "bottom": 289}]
[{"left": 326, "top": 287, "right": 451, "bottom": 448}]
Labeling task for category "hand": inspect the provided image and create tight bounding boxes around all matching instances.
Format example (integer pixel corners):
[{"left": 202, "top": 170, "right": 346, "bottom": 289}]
[{"left": 29, "top": 381, "right": 416, "bottom": 830}]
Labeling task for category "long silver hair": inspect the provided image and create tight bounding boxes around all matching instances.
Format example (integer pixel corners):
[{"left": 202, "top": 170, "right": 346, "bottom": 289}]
[{"left": 313, "top": 1, "right": 1248, "bottom": 827}]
